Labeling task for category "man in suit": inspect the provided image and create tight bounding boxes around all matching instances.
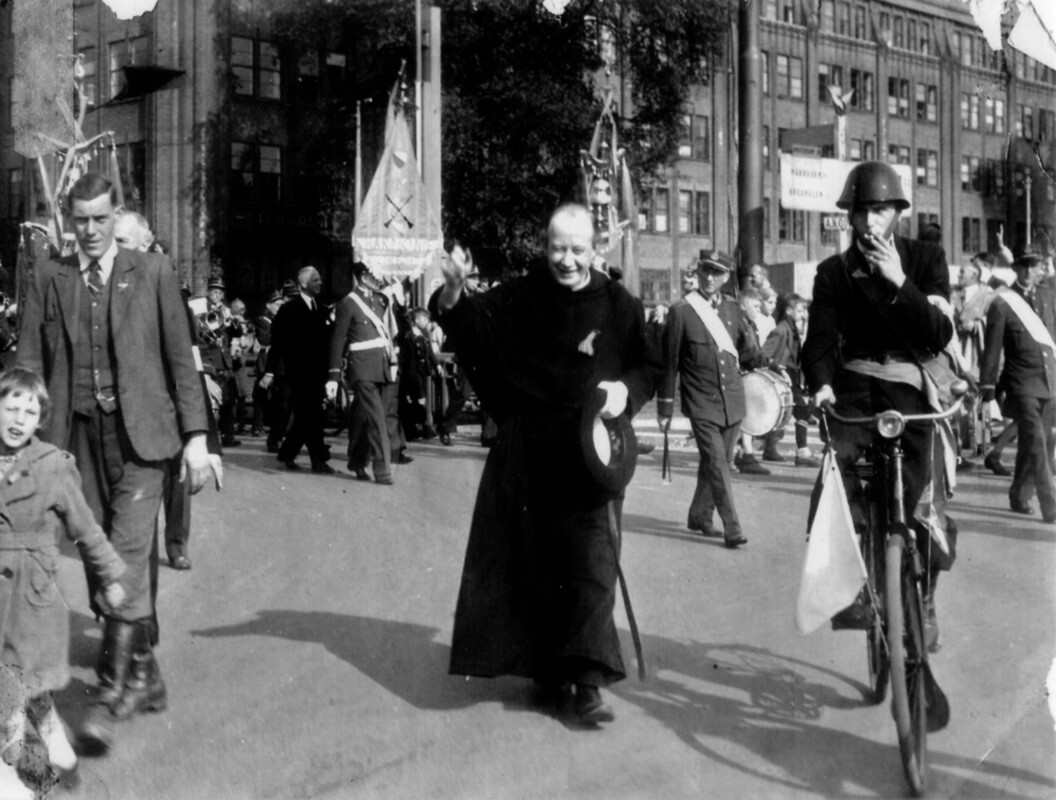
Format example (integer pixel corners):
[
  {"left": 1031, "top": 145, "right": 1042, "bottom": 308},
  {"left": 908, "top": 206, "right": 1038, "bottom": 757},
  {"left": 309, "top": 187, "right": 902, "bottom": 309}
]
[
  {"left": 979, "top": 253, "right": 1056, "bottom": 521},
  {"left": 18, "top": 173, "right": 213, "bottom": 753},
  {"left": 327, "top": 262, "right": 398, "bottom": 484},
  {"left": 658, "top": 250, "right": 765, "bottom": 548},
  {"left": 265, "top": 267, "right": 333, "bottom": 473},
  {"left": 802, "top": 161, "right": 954, "bottom": 647}
]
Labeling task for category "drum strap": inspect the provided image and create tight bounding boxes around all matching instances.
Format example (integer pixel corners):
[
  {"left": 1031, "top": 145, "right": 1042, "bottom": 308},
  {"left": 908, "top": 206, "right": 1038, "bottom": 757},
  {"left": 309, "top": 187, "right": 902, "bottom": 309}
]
[{"left": 684, "top": 293, "right": 737, "bottom": 356}]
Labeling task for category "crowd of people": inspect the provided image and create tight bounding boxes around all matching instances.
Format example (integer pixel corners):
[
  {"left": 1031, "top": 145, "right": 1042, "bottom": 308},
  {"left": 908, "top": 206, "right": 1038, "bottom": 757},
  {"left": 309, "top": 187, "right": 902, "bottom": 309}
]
[{"left": 0, "top": 162, "right": 1051, "bottom": 794}]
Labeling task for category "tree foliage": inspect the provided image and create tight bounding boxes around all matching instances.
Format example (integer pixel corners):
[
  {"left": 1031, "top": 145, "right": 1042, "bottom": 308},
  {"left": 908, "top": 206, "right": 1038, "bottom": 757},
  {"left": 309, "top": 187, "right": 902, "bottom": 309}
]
[{"left": 441, "top": 0, "right": 727, "bottom": 272}]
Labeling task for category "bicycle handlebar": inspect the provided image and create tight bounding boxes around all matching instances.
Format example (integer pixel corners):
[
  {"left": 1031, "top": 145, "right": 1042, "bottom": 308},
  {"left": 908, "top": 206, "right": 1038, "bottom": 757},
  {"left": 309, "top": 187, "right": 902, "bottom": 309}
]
[{"left": 822, "top": 394, "right": 966, "bottom": 426}]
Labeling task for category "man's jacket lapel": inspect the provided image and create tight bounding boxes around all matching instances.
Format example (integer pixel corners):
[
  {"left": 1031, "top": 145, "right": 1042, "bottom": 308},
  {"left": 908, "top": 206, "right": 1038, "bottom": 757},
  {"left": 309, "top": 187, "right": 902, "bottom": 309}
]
[{"left": 109, "top": 249, "right": 137, "bottom": 335}]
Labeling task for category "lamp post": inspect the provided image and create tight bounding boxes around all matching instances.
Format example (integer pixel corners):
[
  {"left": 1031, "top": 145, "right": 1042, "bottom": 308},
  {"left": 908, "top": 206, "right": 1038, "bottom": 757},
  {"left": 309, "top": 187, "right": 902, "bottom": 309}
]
[{"left": 1025, "top": 172, "right": 1033, "bottom": 248}]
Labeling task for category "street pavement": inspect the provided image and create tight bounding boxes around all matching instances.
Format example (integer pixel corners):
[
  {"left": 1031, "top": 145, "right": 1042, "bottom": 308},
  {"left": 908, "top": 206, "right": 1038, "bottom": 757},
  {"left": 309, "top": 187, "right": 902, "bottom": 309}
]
[{"left": 46, "top": 419, "right": 1056, "bottom": 800}]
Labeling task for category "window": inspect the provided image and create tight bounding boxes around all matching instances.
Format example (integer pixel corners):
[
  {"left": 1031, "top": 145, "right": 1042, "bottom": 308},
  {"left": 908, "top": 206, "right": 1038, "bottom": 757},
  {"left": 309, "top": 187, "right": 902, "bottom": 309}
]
[
  {"left": 819, "top": 64, "right": 843, "bottom": 103},
  {"left": 916, "top": 149, "right": 937, "bottom": 186},
  {"left": 879, "top": 12, "right": 891, "bottom": 44},
  {"left": 1018, "top": 104, "right": 1034, "bottom": 139},
  {"left": 987, "top": 159, "right": 1005, "bottom": 196},
  {"left": 231, "top": 142, "right": 283, "bottom": 204},
  {"left": 916, "top": 83, "right": 937, "bottom": 122},
  {"left": 230, "top": 36, "right": 282, "bottom": 100},
  {"left": 679, "top": 115, "right": 710, "bottom": 160},
  {"left": 654, "top": 188, "right": 670, "bottom": 233},
  {"left": 961, "top": 217, "right": 981, "bottom": 253},
  {"left": 694, "top": 192, "right": 711, "bottom": 236},
  {"left": 893, "top": 16, "right": 904, "bottom": 48},
  {"left": 7, "top": 168, "right": 23, "bottom": 220},
  {"left": 639, "top": 270, "right": 670, "bottom": 306},
  {"left": 994, "top": 98, "right": 1005, "bottom": 133},
  {"left": 108, "top": 36, "right": 149, "bottom": 100},
  {"left": 763, "top": 197, "right": 771, "bottom": 240},
  {"left": 960, "top": 155, "right": 981, "bottom": 191},
  {"left": 1039, "top": 108, "right": 1055, "bottom": 141},
  {"left": 763, "top": 125, "right": 770, "bottom": 168},
  {"left": 850, "top": 139, "right": 862, "bottom": 161},
  {"left": 820, "top": 0, "right": 834, "bottom": 33},
  {"left": 77, "top": 48, "right": 97, "bottom": 110},
  {"left": 761, "top": 51, "right": 770, "bottom": 95},
  {"left": 776, "top": 55, "right": 803, "bottom": 98},
  {"left": 961, "top": 93, "right": 980, "bottom": 130},
  {"left": 850, "top": 69, "right": 873, "bottom": 110},
  {"left": 917, "top": 212, "right": 939, "bottom": 235},
  {"left": 907, "top": 19, "right": 917, "bottom": 51},
  {"left": 678, "top": 190, "right": 692, "bottom": 233},
  {"left": 780, "top": 0, "right": 796, "bottom": 24},
  {"left": 637, "top": 190, "right": 652, "bottom": 232},
  {"left": 763, "top": 0, "right": 777, "bottom": 21},
  {"left": 862, "top": 140, "right": 875, "bottom": 161},
  {"left": 853, "top": 6, "right": 867, "bottom": 39},
  {"left": 778, "top": 204, "right": 805, "bottom": 241},
  {"left": 325, "top": 52, "right": 347, "bottom": 90},
  {"left": 296, "top": 51, "right": 319, "bottom": 102},
  {"left": 836, "top": 2, "right": 850, "bottom": 35},
  {"left": 887, "top": 144, "right": 910, "bottom": 166},
  {"left": 919, "top": 22, "right": 930, "bottom": 55},
  {"left": 887, "top": 77, "right": 909, "bottom": 118}
]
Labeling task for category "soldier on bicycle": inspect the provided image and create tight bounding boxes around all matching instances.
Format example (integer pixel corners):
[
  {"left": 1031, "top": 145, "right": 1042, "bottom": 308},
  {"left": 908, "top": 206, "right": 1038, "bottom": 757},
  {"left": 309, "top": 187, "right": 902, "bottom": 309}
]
[{"left": 802, "top": 161, "right": 957, "bottom": 650}]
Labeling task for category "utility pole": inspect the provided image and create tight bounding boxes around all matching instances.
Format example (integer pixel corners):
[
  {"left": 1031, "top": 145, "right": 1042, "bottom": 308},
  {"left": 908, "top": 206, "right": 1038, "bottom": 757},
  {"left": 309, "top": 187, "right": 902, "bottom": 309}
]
[{"left": 737, "top": 0, "right": 764, "bottom": 282}]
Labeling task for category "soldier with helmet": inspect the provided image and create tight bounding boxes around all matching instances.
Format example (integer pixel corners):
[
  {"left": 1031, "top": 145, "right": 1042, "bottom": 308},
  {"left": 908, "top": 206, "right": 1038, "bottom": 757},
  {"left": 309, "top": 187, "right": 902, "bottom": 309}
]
[{"left": 802, "top": 161, "right": 956, "bottom": 646}]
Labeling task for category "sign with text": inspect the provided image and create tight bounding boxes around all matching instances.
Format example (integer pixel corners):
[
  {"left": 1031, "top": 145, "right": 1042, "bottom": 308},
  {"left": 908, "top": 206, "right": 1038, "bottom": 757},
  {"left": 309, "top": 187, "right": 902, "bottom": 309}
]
[{"left": 779, "top": 155, "right": 912, "bottom": 213}]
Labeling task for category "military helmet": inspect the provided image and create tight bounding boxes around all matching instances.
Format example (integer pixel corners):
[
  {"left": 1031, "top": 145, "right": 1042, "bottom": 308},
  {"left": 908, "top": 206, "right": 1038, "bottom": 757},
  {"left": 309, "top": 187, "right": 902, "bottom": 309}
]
[{"left": 836, "top": 161, "right": 910, "bottom": 211}]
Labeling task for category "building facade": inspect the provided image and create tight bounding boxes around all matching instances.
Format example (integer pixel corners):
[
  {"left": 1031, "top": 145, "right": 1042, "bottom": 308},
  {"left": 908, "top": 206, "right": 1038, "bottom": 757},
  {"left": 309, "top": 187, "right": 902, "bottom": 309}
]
[{"left": 634, "top": 0, "right": 1056, "bottom": 304}]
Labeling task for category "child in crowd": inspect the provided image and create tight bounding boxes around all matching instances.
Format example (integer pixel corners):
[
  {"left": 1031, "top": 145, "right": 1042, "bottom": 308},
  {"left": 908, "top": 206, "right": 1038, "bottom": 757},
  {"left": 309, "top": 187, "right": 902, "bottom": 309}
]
[{"left": 0, "top": 368, "right": 126, "bottom": 797}]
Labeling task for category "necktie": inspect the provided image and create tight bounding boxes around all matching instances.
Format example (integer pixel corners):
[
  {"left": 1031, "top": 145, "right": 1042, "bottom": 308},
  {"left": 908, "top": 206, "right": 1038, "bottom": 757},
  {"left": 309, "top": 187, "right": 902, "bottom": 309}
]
[
  {"left": 309, "top": 299, "right": 316, "bottom": 313},
  {"left": 87, "top": 260, "right": 103, "bottom": 295}
]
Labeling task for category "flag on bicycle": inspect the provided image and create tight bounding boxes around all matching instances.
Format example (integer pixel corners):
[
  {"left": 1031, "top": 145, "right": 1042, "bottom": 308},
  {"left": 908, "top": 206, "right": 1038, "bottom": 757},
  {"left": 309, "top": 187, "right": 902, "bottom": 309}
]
[{"left": 795, "top": 449, "right": 868, "bottom": 634}]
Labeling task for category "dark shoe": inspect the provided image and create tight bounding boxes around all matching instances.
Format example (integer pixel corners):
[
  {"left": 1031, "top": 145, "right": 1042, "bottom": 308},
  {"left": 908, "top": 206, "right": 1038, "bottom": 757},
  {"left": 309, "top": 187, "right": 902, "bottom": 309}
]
[
  {"left": 265, "top": 441, "right": 281, "bottom": 454},
  {"left": 762, "top": 449, "right": 786, "bottom": 463},
  {"left": 311, "top": 462, "right": 335, "bottom": 474},
  {"left": 830, "top": 597, "right": 872, "bottom": 630},
  {"left": 724, "top": 532, "right": 748, "bottom": 548},
  {"left": 439, "top": 432, "right": 452, "bottom": 446},
  {"left": 113, "top": 625, "right": 167, "bottom": 720},
  {"left": 955, "top": 457, "right": 976, "bottom": 473},
  {"left": 221, "top": 436, "right": 242, "bottom": 448},
  {"left": 687, "top": 519, "right": 720, "bottom": 537},
  {"left": 169, "top": 555, "right": 192, "bottom": 571},
  {"left": 79, "top": 619, "right": 136, "bottom": 754},
  {"left": 349, "top": 464, "right": 371, "bottom": 481},
  {"left": 737, "top": 456, "right": 770, "bottom": 476},
  {"left": 375, "top": 474, "right": 394, "bottom": 486},
  {"left": 279, "top": 458, "right": 300, "bottom": 471},
  {"left": 421, "top": 427, "right": 437, "bottom": 440},
  {"left": 1010, "top": 499, "right": 1035, "bottom": 515},
  {"left": 250, "top": 428, "right": 263, "bottom": 437},
  {"left": 795, "top": 453, "right": 822, "bottom": 468},
  {"left": 396, "top": 451, "right": 414, "bottom": 464},
  {"left": 572, "top": 685, "right": 614, "bottom": 725},
  {"left": 481, "top": 437, "right": 497, "bottom": 448},
  {"left": 985, "top": 453, "right": 1012, "bottom": 476}
]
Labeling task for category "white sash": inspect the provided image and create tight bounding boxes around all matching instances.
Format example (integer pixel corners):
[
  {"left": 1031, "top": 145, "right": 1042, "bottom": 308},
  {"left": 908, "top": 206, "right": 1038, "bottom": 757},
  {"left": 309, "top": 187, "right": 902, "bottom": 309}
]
[
  {"left": 348, "top": 290, "right": 393, "bottom": 344},
  {"left": 996, "top": 288, "right": 1056, "bottom": 354},
  {"left": 684, "top": 292, "right": 737, "bottom": 357}
]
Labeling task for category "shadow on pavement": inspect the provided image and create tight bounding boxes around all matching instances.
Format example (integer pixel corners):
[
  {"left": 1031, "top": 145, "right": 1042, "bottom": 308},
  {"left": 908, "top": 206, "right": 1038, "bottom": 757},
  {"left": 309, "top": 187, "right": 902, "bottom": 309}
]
[
  {"left": 610, "top": 638, "right": 1052, "bottom": 799},
  {"left": 190, "top": 610, "right": 514, "bottom": 711}
]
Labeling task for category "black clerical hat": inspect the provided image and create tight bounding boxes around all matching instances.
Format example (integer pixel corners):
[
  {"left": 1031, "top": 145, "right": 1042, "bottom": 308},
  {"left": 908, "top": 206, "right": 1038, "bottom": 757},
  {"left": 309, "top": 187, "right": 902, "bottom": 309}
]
[{"left": 579, "top": 388, "right": 638, "bottom": 493}]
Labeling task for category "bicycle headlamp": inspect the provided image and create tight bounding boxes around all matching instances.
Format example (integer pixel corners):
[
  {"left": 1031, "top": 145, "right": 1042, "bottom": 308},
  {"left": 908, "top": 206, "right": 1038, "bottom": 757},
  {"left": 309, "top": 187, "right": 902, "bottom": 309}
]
[{"left": 876, "top": 410, "right": 906, "bottom": 439}]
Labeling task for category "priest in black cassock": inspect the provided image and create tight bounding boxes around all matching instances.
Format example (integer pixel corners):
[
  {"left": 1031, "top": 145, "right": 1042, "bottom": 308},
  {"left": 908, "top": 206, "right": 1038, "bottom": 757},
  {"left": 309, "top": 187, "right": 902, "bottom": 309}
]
[{"left": 432, "top": 204, "right": 651, "bottom": 726}]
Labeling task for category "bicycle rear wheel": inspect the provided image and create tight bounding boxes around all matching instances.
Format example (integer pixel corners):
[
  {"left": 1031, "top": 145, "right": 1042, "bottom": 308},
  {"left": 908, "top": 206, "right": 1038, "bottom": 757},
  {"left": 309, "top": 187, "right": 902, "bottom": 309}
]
[
  {"left": 886, "top": 534, "right": 928, "bottom": 797},
  {"left": 863, "top": 501, "right": 888, "bottom": 704}
]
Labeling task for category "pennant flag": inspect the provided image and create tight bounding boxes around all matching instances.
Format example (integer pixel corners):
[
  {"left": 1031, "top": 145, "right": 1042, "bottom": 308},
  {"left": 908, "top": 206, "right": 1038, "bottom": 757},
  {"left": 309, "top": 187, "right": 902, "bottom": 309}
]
[
  {"left": 352, "top": 102, "right": 443, "bottom": 281},
  {"left": 795, "top": 450, "right": 868, "bottom": 635},
  {"left": 1009, "top": 0, "right": 1056, "bottom": 72}
]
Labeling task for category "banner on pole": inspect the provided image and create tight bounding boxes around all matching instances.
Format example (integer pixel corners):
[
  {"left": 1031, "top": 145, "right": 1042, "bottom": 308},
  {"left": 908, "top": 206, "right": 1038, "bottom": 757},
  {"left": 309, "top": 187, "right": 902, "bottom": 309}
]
[
  {"left": 352, "top": 105, "right": 443, "bottom": 281},
  {"left": 12, "top": 0, "right": 73, "bottom": 158}
]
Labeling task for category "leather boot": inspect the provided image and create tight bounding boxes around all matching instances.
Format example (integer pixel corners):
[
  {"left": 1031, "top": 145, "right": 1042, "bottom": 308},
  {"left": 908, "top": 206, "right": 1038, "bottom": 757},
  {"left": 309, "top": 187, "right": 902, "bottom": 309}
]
[
  {"left": 79, "top": 618, "right": 135, "bottom": 755},
  {"left": 113, "top": 623, "right": 167, "bottom": 720}
]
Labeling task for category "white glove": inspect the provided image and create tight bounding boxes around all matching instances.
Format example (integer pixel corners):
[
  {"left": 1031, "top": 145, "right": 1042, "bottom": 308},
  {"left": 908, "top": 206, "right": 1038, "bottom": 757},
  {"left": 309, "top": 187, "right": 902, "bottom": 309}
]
[{"left": 597, "top": 380, "right": 628, "bottom": 419}]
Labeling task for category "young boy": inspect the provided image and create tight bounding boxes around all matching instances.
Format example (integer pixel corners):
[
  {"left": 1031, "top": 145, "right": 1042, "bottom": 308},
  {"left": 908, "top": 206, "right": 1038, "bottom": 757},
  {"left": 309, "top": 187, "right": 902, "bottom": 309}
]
[{"left": 0, "top": 368, "right": 126, "bottom": 795}]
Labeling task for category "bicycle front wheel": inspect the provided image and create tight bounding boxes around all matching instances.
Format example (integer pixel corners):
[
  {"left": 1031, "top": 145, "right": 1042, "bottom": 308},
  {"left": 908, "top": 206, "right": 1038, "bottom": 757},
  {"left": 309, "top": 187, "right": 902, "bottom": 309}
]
[
  {"left": 864, "top": 500, "right": 889, "bottom": 704},
  {"left": 886, "top": 534, "right": 928, "bottom": 797}
]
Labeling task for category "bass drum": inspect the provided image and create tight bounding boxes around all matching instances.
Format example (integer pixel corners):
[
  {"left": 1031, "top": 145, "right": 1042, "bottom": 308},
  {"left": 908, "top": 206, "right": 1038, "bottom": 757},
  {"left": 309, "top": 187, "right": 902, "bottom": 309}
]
[{"left": 741, "top": 368, "right": 793, "bottom": 437}]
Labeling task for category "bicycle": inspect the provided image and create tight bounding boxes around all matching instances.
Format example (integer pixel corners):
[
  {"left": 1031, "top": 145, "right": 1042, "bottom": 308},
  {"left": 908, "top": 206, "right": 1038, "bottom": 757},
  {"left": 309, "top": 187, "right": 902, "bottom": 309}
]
[{"left": 823, "top": 384, "right": 965, "bottom": 797}]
